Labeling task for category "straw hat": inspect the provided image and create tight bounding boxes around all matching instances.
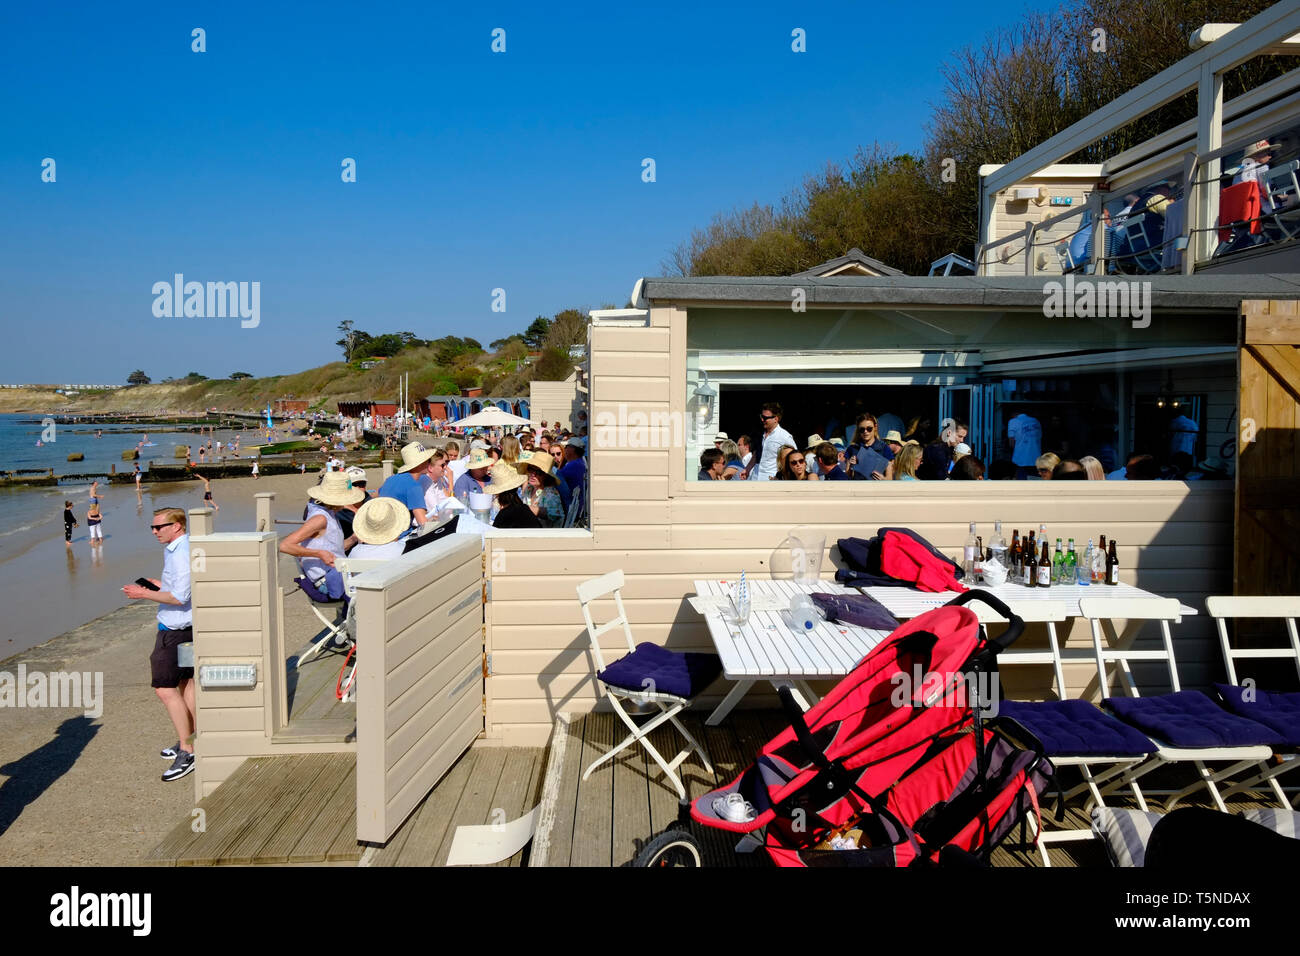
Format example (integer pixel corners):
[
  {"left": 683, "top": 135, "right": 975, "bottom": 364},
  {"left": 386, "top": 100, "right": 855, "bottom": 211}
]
[
  {"left": 953, "top": 442, "right": 972, "bottom": 461},
  {"left": 882, "top": 429, "right": 905, "bottom": 444},
  {"left": 483, "top": 460, "right": 527, "bottom": 495},
  {"left": 806, "top": 433, "right": 824, "bottom": 448},
  {"left": 396, "top": 441, "right": 435, "bottom": 473},
  {"left": 308, "top": 472, "right": 366, "bottom": 507},
  {"left": 352, "top": 497, "right": 410, "bottom": 544},
  {"left": 465, "top": 448, "right": 493, "bottom": 470},
  {"left": 713, "top": 431, "right": 729, "bottom": 443},
  {"left": 1243, "top": 139, "right": 1278, "bottom": 159},
  {"left": 519, "top": 451, "right": 556, "bottom": 475}
]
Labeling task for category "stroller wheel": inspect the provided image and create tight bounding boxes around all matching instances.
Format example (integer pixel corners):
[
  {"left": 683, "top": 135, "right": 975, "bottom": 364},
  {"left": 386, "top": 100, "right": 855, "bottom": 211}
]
[{"left": 633, "top": 829, "right": 703, "bottom": 868}]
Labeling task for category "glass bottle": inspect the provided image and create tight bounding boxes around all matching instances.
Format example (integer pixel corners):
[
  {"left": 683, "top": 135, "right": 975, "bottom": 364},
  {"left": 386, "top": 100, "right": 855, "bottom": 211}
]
[
  {"left": 1078, "top": 539, "right": 1094, "bottom": 586},
  {"left": 1037, "top": 540, "right": 1052, "bottom": 587}
]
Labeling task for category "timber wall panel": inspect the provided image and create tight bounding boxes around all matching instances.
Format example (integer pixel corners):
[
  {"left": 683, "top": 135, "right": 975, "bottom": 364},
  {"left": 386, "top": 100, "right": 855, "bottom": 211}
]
[{"left": 482, "top": 312, "right": 1241, "bottom": 748}]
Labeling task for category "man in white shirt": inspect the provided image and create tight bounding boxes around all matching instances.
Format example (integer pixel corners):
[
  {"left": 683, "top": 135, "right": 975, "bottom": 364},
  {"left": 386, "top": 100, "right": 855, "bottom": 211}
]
[
  {"left": 737, "top": 435, "right": 753, "bottom": 470},
  {"left": 1007, "top": 412, "right": 1043, "bottom": 479},
  {"left": 122, "top": 507, "right": 196, "bottom": 782},
  {"left": 747, "top": 402, "right": 796, "bottom": 480}
]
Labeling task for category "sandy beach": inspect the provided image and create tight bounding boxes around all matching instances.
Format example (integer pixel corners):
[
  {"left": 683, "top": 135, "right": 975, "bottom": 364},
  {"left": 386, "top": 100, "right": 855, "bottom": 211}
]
[{"left": 0, "top": 466, "right": 381, "bottom": 661}]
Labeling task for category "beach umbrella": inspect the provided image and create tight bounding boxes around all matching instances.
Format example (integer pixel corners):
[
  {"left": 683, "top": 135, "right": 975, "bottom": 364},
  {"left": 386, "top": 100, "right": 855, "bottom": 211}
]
[{"left": 454, "top": 406, "right": 535, "bottom": 429}]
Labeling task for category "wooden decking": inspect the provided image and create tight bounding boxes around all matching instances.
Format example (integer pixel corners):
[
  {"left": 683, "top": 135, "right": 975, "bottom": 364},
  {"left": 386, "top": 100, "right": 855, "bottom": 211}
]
[
  {"left": 530, "top": 709, "right": 1280, "bottom": 868},
  {"left": 146, "top": 746, "right": 546, "bottom": 866}
]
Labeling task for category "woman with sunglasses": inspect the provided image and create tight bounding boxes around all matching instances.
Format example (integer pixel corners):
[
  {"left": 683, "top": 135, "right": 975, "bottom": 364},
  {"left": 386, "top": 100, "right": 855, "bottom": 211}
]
[{"left": 778, "top": 448, "right": 818, "bottom": 480}]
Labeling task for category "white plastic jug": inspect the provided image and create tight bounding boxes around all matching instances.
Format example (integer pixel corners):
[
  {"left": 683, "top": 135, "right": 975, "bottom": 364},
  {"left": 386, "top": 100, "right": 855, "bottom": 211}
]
[{"left": 787, "top": 527, "right": 826, "bottom": 585}]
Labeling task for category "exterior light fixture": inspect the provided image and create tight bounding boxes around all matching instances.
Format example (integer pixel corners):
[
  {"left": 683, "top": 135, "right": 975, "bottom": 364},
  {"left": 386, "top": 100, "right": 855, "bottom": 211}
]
[{"left": 198, "top": 663, "right": 258, "bottom": 689}]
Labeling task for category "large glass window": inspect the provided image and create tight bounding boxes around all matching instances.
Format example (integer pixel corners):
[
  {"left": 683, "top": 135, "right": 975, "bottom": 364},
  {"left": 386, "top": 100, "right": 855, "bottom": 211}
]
[{"left": 685, "top": 307, "right": 1236, "bottom": 484}]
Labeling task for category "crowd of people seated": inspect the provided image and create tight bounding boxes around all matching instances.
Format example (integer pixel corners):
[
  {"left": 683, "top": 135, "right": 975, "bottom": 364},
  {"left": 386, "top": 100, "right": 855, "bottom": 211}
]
[
  {"left": 697, "top": 403, "right": 1227, "bottom": 484},
  {"left": 278, "top": 424, "right": 590, "bottom": 584}
]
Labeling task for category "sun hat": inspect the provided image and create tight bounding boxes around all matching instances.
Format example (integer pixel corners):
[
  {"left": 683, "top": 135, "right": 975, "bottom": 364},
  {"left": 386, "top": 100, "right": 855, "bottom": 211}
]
[
  {"left": 396, "top": 441, "right": 436, "bottom": 473},
  {"left": 483, "top": 460, "right": 527, "bottom": 496},
  {"left": 714, "top": 431, "right": 729, "bottom": 443},
  {"left": 806, "top": 433, "right": 824, "bottom": 448},
  {"left": 464, "top": 448, "right": 493, "bottom": 470},
  {"left": 953, "top": 442, "right": 972, "bottom": 461},
  {"left": 519, "top": 451, "right": 556, "bottom": 475},
  {"left": 829, "top": 437, "right": 845, "bottom": 449},
  {"left": 882, "top": 429, "right": 905, "bottom": 444},
  {"left": 352, "top": 497, "right": 410, "bottom": 544},
  {"left": 308, "top": 471, "right": 366, "bottom": 507},
  {"left": 470, "top": 439, "right": 490, "bottom": 451},
  {"left": 345, "top": 466, "right": 368, "bottom": 485},
  {"left": 1243, "top": 139, "right": 1278, "bottom": 159}
]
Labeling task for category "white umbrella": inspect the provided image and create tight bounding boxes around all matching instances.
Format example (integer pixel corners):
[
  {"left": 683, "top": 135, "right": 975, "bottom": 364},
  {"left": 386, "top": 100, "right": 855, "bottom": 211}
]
[{"left": 453, "top": 406, "right": 535, "bottom": 429}]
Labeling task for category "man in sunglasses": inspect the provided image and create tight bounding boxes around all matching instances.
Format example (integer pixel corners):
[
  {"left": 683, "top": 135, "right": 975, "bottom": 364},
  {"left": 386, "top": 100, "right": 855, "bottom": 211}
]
[
  {"left": 746, "top": 402, "right": 795, "bottom": 480},
  {"left": 122, "top": 507, "right": 196, "bottom": 782}
]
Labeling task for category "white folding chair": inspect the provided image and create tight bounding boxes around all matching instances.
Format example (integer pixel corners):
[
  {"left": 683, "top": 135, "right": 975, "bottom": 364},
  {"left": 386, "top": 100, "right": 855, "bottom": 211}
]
[
  {"left": 1262, "top": 160, "right": 1300, "bottom": 238},
  {"left": 577, "top": 569, "right": 718, "bottom": 800},
  {"left": 330, "top": 558, "right": 392, "bottom": 701},
  {"left": 976, "top": 599, "right": 1151, "bottom": 865},
  {"left": 1082, "top": 597, "right": 1279, "bottom": 813},
  {"left": 292, "top": 557, "right": 350, "bottom": 669},
  {"left": 1206, "top": 595, "right": 1300, "bottom": 807}
]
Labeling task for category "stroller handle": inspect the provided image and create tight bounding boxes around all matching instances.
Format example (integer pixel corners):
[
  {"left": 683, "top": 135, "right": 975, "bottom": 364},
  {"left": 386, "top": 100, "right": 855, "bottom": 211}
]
[{"left": 945, "top": 589, "right": 1025, "bottom": 651}]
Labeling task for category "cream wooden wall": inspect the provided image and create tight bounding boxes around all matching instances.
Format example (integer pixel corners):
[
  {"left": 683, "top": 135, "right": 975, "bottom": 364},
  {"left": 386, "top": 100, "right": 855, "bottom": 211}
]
[
  {"left": 354, "top": 535, "right": 484, "bottom": 843},
  {"left": 985, "top": 177, "right": 1098, "bottom": 277},
  {"left": 482, "top": 307, "right": 1237, "bottom": 747}
]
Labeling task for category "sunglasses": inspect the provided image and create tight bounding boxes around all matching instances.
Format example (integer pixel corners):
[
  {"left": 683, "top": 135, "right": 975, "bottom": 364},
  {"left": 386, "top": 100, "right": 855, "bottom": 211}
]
[
  {"left": 789, "top": 458, "right": 805, "bottom": 465},
  {"left": 760, "top": 414, "right": 775, "bottom": 420},
  {"left": 149, "top": 521, "right": 176, "bottom": 531},
  {"left": 860, "top": 426, "right": 875, "bottom": 432}
]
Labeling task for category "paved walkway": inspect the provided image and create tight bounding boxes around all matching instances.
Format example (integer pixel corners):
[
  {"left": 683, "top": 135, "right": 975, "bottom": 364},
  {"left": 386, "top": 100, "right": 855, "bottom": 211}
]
[{"left": 0, "top": 604, "right": 196, "bottom": 866}]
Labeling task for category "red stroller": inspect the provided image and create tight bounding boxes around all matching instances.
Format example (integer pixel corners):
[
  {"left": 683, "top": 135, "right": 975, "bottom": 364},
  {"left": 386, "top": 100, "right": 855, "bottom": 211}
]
[{"left": 634, "top": 590, "right": 1052, "bottom": 867}]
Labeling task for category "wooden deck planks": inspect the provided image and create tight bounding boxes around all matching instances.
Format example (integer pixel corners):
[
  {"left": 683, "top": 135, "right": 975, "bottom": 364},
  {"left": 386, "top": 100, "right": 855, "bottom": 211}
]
[
  {"left": 432, "top": 747, "right": 508, "bottom": 866},
  {"left": 570, "top": 711, "right": 615, "bottom": 867},
  {"left": 283, "top": 755, "right": 358, "bottom": 863},
  {"left": 369, "top": 748, "right": 478, "bottom": 866},
  {"left": 222, "top": 755, "right": 336, "bottom": 864},
  {"left": 530, "top": 713, "right": 585, "bottom": 868},
  {"left": 145, "top": 756, "right": 272, "bottom": 864},
  {"left": 177, "top": 756, "right": 317, "bottom": 865},
  {"left": 610, "top": 715, "right": 653, "bottom": 868},
  {"left": 487, "top": 749, "right": 544, "bottom": 867},
  {"left": 508, "top": 750, "right": 546, "bottom": 867}
]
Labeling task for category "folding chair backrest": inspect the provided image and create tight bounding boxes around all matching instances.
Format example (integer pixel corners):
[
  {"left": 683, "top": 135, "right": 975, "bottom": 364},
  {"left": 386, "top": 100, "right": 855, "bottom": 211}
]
[
  {"left": 1217, "top": 180, "right": 1262, "bottom": 240},
  {"left": 1080, "top": 597, "right": 1182, "bottom": 698},
  {"left": 576, "top": 569, "right": 636, "bottom": 673},
  {"left": 976, "top": 600, "right": 1070, "bottom": 700},
  {"left": 1206, "top": 595, "right": 1300, "bottom": 687},
  {"left": 1264, "top": 160, "right": 1300, "bottom": 210}
]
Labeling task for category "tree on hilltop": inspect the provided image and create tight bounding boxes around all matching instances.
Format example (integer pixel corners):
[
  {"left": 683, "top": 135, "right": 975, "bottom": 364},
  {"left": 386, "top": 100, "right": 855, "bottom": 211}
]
[
  {"left": 522, "top": 317, "right": 551, "bottom": 349},
  {"left": 127, "top": 369, "right": 151, "bottom": 385}
]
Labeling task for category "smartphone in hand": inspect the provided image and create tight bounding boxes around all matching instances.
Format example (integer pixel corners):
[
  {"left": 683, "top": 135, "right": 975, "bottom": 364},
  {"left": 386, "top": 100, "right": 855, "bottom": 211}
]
[{"left": 134, "top": 577, "right": 160, "bottom": 591}]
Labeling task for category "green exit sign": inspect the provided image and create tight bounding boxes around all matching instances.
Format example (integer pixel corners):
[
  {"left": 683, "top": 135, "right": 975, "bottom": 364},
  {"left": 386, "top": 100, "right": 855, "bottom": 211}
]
[{"left": 1050, "top": 196, "right": 1074, "bottom": 206}]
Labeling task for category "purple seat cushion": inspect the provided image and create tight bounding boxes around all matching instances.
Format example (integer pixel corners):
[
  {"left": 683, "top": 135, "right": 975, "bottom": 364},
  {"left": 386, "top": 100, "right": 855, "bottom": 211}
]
[
  {"left": 1104, "top": 690, "right": 1287, "bottom": 749},
  {"left": 1215, "top": 683, "right": 1300, "bottom": 745},
  {"left": 599, "top": 643, "right": 722, "bottom": 700},
  {"left": 999, "top": 699, "right": 1156, "bottom": 757}
]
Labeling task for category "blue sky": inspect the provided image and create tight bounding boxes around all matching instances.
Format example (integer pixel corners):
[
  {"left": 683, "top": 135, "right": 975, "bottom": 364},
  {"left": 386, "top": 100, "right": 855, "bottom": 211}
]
[{"left": 1, "top": 0, "right": 1054, "bottom": 384}]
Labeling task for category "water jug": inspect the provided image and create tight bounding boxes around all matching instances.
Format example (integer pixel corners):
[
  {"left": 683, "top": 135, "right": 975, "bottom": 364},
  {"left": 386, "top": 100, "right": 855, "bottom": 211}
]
[{"left": 787, "top": 527, "right": 826, "bottom": 585}]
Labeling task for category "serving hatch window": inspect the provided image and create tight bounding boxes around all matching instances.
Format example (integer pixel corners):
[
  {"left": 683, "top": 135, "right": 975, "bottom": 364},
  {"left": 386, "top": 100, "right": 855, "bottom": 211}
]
[{"left": 684, "top": 306, "right": 1236, "bottom": 484}]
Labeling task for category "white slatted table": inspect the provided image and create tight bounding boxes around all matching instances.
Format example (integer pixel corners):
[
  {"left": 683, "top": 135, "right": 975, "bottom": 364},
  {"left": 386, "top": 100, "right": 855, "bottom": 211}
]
[
  {"left": 857, "top": 581, "right": 1198, "bottom": 620},
  {"left": 693, "top": 578, "right": 1199, "bottom": 726},
  {"left": 693, "top": 578, "right": 893, "bottom": 725}
]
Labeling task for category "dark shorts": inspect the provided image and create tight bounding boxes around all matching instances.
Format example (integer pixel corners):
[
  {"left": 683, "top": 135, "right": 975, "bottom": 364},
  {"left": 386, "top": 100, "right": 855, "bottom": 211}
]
[
  {"left": 64, "top": 523, "right": 74, "bottom": 541},
  {"left": 151, "top": 626, "right": 194, "bottom": 688},
  {"left": 204, "top": 492, "right": 212, "bottom": 500}
]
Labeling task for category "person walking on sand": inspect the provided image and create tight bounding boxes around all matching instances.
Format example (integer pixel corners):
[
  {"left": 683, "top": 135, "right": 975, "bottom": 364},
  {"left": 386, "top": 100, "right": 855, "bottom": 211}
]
[
  {"left": 134, "top": 462, "right": 142, "bottom": 491},
  {"left": 86, "top": 501, "right": 103, "bottom": 544},
  {"left": 89, "top": 479, "right": 100, "bottom": 506},
  {"left": 63, "top": 500, "right": 78, "bottom": 548},
  {"left": 195, "top": 472, "right": 219, "bottom": 512},
  {"left": 251, "top": 459, "right": 259, "bottom": 479},
  {"left": 122, "top": 507, "right": 196, "bottom": 782}
]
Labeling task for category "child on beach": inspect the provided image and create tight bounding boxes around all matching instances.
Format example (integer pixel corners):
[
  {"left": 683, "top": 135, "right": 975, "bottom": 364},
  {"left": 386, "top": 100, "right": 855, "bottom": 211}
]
[
  {"left": 87, "top": 501, "right": 103, "bottom": 543},
  {"left": 194, "top": 473, "right": 219, "bottom": 511},
  {"left": 63, "top": 501, "right": 77, "bottom": 547},
  {"left": 251, "top": 460, "right": 259, "bottom": 479}
]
